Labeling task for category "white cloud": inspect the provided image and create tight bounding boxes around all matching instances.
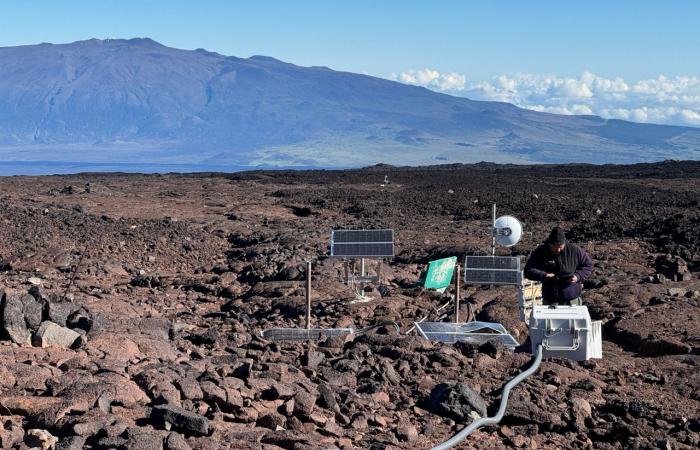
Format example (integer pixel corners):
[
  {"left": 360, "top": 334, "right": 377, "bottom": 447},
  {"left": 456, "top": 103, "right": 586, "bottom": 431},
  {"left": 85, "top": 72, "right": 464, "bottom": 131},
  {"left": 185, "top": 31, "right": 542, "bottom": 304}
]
[
  {"left": 389, "top": 69, "right": 466, "bottom": 92},
  {"left": 388, "top": 69, "right": 700, "bottom": 127}
]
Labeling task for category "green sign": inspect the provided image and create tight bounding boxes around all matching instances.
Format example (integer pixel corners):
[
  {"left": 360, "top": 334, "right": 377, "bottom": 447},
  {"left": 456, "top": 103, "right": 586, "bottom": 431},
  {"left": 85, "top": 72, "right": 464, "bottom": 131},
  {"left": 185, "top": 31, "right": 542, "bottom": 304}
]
[{"left": 424, "top": 256, "right": 457, "bottom": 291}]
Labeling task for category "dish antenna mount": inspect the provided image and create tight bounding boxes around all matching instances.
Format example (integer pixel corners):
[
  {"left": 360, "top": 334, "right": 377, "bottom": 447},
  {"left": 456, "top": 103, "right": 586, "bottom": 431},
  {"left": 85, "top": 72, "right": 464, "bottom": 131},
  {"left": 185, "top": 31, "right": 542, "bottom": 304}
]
[{"left": 490, "top": 204, "right": 522, "bottom": 254}]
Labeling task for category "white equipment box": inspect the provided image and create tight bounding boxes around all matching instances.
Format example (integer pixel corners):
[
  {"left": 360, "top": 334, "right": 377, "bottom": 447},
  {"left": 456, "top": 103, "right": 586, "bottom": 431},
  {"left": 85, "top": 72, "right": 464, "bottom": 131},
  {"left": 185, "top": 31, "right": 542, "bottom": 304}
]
[{"left": 529, "top": 305, "right": 602, "bottom": 361}]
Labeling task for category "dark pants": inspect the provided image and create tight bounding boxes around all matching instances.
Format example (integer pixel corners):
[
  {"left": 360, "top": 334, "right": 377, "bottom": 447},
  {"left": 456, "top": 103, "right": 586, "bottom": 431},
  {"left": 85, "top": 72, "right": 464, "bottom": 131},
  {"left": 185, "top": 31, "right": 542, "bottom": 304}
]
[{"left": 543, "top": 281, "right": 583, "bottom": 305}]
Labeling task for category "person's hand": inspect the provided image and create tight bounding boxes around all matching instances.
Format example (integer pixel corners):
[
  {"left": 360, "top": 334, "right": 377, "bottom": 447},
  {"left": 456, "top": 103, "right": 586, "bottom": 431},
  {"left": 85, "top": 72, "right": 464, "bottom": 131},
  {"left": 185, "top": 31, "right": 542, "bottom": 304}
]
[
  {"left": 545, "top": 273, "right": 556, "bottom": 278},
  {"left": 568, "top": 274, "right": 578, "bottom": 283}
]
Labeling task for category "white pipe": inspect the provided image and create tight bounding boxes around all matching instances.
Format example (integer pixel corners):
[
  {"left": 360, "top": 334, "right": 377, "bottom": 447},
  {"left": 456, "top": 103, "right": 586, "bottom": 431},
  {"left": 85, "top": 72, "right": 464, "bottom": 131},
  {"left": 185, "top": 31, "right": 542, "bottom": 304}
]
[{"left": 429, "top": 344, "right": 544, "bottom": 450}]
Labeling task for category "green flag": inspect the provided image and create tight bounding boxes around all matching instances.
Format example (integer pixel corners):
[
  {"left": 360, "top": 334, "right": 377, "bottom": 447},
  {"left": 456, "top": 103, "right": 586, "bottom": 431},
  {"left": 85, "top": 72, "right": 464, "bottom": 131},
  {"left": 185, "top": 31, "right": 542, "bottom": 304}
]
[{"left": 424, "top": 256, "right": 457, "bottom": 291}]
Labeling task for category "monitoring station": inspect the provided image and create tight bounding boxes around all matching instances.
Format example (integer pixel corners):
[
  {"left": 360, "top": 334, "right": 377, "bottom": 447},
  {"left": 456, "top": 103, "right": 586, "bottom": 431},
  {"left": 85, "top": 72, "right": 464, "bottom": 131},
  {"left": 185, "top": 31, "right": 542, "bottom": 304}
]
[
  {"left": 330, "top": 229, "right": 395, "bottom": 302},
  {"left": 260, "top": 260, "right": 355, "bottom": 342},
  {"left": 415, "top": 205, "right": 522, "bottom": 347},
  {"left": 429, "top": 206, "right": 604, "bottom": 450}
]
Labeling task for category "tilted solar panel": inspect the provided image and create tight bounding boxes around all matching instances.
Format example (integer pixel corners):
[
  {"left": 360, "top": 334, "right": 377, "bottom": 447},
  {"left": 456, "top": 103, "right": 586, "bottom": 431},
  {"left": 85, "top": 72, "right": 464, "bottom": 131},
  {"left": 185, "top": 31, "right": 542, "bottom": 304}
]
[
  {"left": 333, "top": 229, "right": 393, "bottom": 243},
  {"left": 465, "top": 256, "right": 520, "bottom": 270},
  {"left": 417, "top": 321, "right": 508, "bottom": 334},
  {"left": 463, "top": 255, "right": 521, "bottom": 285},
  {"left": 414, "top": 321, "right": 519, "bottom": 348},
  {"left": 261, "top": 328, "right": 354, "bottom": 341},
  {"left": 330, "top": 229, "right": 395, "bottom": 257},
  {"left": 464, "top": 269, "right": 521, "bottom": 285},
  {"left": 331, "top": 243, "right": 394, "bottom": 257}
]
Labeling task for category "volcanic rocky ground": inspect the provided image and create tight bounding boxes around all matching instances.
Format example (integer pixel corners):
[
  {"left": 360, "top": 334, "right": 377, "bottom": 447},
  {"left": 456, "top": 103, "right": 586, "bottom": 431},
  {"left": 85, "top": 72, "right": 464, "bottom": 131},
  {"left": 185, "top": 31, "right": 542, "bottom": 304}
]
[{"left": 0, "top": 161, "right": 698, "bottom": 450}]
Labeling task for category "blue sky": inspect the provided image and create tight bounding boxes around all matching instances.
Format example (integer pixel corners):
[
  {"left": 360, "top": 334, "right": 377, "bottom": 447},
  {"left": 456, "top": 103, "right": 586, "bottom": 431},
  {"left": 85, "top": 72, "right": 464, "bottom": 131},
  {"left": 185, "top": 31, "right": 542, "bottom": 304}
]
[{"left": 2, "top": 0, "right": 699, "bottom": 126}]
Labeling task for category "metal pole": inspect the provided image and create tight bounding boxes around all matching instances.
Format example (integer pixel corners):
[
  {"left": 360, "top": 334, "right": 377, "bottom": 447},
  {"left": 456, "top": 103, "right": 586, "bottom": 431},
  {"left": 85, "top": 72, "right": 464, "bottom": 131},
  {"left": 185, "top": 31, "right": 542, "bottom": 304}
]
[
  {"left": 359, "top": 258, "right": 366, "bottom": 298},
  {"left": 454, "top": 264, "right": 461, "bottom": 323},
  {"left": 492, "top": 203, "right": 497, "bottom": 256},
  {"left": 306, "top": 261, "right": 312, "bottom": 329}
]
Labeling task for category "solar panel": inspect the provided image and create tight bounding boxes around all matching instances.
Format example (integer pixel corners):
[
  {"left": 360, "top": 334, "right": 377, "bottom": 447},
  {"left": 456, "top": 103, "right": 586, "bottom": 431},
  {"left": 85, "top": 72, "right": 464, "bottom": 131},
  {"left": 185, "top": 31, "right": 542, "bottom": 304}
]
[
  {"left": 330, "top": 229, "right": 394, "bottom": 258},
  {"left": 261, "top": 328, "right": 354, "bottom": 342},
  {"left": 464, "top": 269, "right": 521, "bottom": 284},
  {"left": 465, "top": 256, "right": 520, "bottom": 270},
  {"left": 331, "top": 243, "right": 394, "bottom": 257},
  {"left": 333, "top": 229, "right": 393, "bottom": 243},
  {"left": 415, "top": 321, "right": 519, "bottom": 348},
  {"left": 463, "top": 256, "right": 521, "bottom": 285}
]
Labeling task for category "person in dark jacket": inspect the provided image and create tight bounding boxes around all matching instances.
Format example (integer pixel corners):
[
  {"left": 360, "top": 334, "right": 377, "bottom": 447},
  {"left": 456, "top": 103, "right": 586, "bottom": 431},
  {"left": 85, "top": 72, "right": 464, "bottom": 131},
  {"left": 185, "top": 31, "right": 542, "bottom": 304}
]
[{"left": 524, "top": 226, "right": 594, "bottom": 305}]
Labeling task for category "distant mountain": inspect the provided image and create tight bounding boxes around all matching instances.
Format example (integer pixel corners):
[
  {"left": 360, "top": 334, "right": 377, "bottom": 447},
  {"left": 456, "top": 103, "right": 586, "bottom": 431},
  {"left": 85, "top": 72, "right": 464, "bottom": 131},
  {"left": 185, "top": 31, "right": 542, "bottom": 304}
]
[{"left": 0, "top": 38, "right": 698, "bottom": 167}]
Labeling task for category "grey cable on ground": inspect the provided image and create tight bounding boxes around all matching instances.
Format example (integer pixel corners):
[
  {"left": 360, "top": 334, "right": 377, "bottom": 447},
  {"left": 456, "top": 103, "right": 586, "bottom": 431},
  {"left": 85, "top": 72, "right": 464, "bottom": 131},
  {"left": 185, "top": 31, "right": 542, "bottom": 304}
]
[{"left": 428, "top": 344, "right": 544, "bottom": 450}]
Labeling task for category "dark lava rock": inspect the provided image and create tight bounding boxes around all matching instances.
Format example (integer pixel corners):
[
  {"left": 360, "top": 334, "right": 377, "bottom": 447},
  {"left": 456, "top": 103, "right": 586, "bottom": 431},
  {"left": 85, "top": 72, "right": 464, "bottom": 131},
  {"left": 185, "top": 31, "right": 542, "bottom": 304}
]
[
  {"left": 303, "top": 348, "right": 325, "bottom": 369},
  {"left": 317, "top": 383, "right": 339, "bottom": 413},
  {"left": 1, "top": 292, "right": 31, "bottom": 344},
  {"left": 0, "top": 416, "right": 24, "bottom": 448},
  {"left": 293, "top": 389, "right": 317, "bottom": 417},
  {"left": 571, "top": 378, "right": 601, "bottom": 392},
  {"left": 454, "top": 340, "right": 480, "bottom": 357},
  {"left": 165, "top": 432, "right": 191, "bottom": 450},
  {"left": 97, "top": 436, "right": 128, "bottom": 448},
  {"left": 257, "top": 413, "right": 286, "bottom": 430},
  {"left": 427, "top": 382, "right": 488, "bottom": 421},
  {"left": 66, "top": 308, "right": 94, "bottom": 332},
  {"left": 186, "top": 328, "right": 218, "bottom": 345},
  {"left": 639, "top": 336, "right": 692, "bottom": 356},
  {"left": 174, "top": 377, "right": 203, "bottom": 401},
  {"left": 260, "top": 430, "right": 311, "bottom": 448},
  {"left": 655, "top": 254, "right": 690, "bottom": 281},
  {"left": 139, "top": 317, "right": 172, "bottom": 340},
  {"left": 130, "top": 274, "right": 163, "bottom": 288},
  {"left": 151, "top": 404, "right": 209, "bottom": 436},
  {"left": 395, "top": 422, "right": 418, "bottom": 442},
  {"left": 199, "top": 380, "right": 227, "bottom": 408},
  {"left": 21, "top": 294, "right": 43, "bottom": 330},
  {"left": 121, "top": 428, "right": 165, "bottom": 450},
  {"left": 45, "top": 301, "right": 80, "bottom": 327},
  {"left": 280, "top": 265, "right": 301, "bottom": 280},
  {"left": 479, "top": 339, "right": 507, "bottom": 359},
  {"left": 56, "top": 436, "right": 88, "bottom": 450}
]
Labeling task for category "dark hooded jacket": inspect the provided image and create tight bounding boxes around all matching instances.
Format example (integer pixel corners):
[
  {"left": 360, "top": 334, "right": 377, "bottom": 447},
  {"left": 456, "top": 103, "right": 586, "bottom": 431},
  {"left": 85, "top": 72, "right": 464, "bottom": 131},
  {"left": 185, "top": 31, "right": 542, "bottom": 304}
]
[{"left": 524, "top": 241, "right": 594, "bottom": 304}]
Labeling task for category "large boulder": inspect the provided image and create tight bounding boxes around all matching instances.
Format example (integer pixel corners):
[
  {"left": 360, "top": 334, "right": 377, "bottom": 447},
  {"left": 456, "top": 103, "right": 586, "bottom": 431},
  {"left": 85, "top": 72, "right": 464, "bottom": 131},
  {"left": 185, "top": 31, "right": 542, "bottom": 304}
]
[
  {"left": 33, "top": 321, "right": 81, "bottom": 348},
  {"left": 1, "top": 292, "right": 31, "bottom": 344},
  {"left": 654, "top": 254, "right": 690, "bottom": 281},
  {"left": 151, "top": 404, "right": 209, "bottom": 436},
  {"left": 427, "top": 382, "right": 488, "bottom": 422},
  {"left": 45, "top": 301, "right": 81, "bottom": 327}
]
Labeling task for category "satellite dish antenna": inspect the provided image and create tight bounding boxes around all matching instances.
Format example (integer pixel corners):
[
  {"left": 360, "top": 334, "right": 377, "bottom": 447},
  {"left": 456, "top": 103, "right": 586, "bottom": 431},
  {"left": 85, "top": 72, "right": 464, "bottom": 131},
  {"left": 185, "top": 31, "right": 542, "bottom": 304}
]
[
  {"left": 489, "top": 204, "right": 523, "bottom": 254},
  {"left": 493, "top": 215, "right": 522, "bottom": 247}
]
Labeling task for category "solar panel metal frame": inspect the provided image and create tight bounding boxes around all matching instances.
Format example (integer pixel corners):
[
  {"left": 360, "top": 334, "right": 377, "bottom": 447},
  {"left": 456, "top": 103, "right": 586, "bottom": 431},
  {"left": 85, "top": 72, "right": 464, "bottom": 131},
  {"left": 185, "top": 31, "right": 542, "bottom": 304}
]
[
  {"left": 330, "top": 229, "right": 395, "bottom": 258},
  {"left": 260, "top": 328, "right": 355, "bottom": 342},
  {"left": 414, "top": 321, "right": 519, "bottom": 348},
  {"left": 463, "top": 255, "right": 522, "bottom": 285}
]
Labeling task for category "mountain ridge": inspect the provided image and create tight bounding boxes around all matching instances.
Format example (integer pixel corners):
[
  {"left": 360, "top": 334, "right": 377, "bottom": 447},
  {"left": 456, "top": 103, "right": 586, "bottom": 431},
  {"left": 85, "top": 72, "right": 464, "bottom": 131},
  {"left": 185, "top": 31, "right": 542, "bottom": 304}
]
[{"left": 0, "top": 38, "right": 698, "bottom": 167}]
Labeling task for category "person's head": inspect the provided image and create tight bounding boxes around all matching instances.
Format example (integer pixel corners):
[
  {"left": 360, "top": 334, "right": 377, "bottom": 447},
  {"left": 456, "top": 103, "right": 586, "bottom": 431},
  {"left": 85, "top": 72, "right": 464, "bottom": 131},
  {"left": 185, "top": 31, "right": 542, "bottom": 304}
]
[{"left": 547, "top": 226, "right": 566, "bottom": 254}]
